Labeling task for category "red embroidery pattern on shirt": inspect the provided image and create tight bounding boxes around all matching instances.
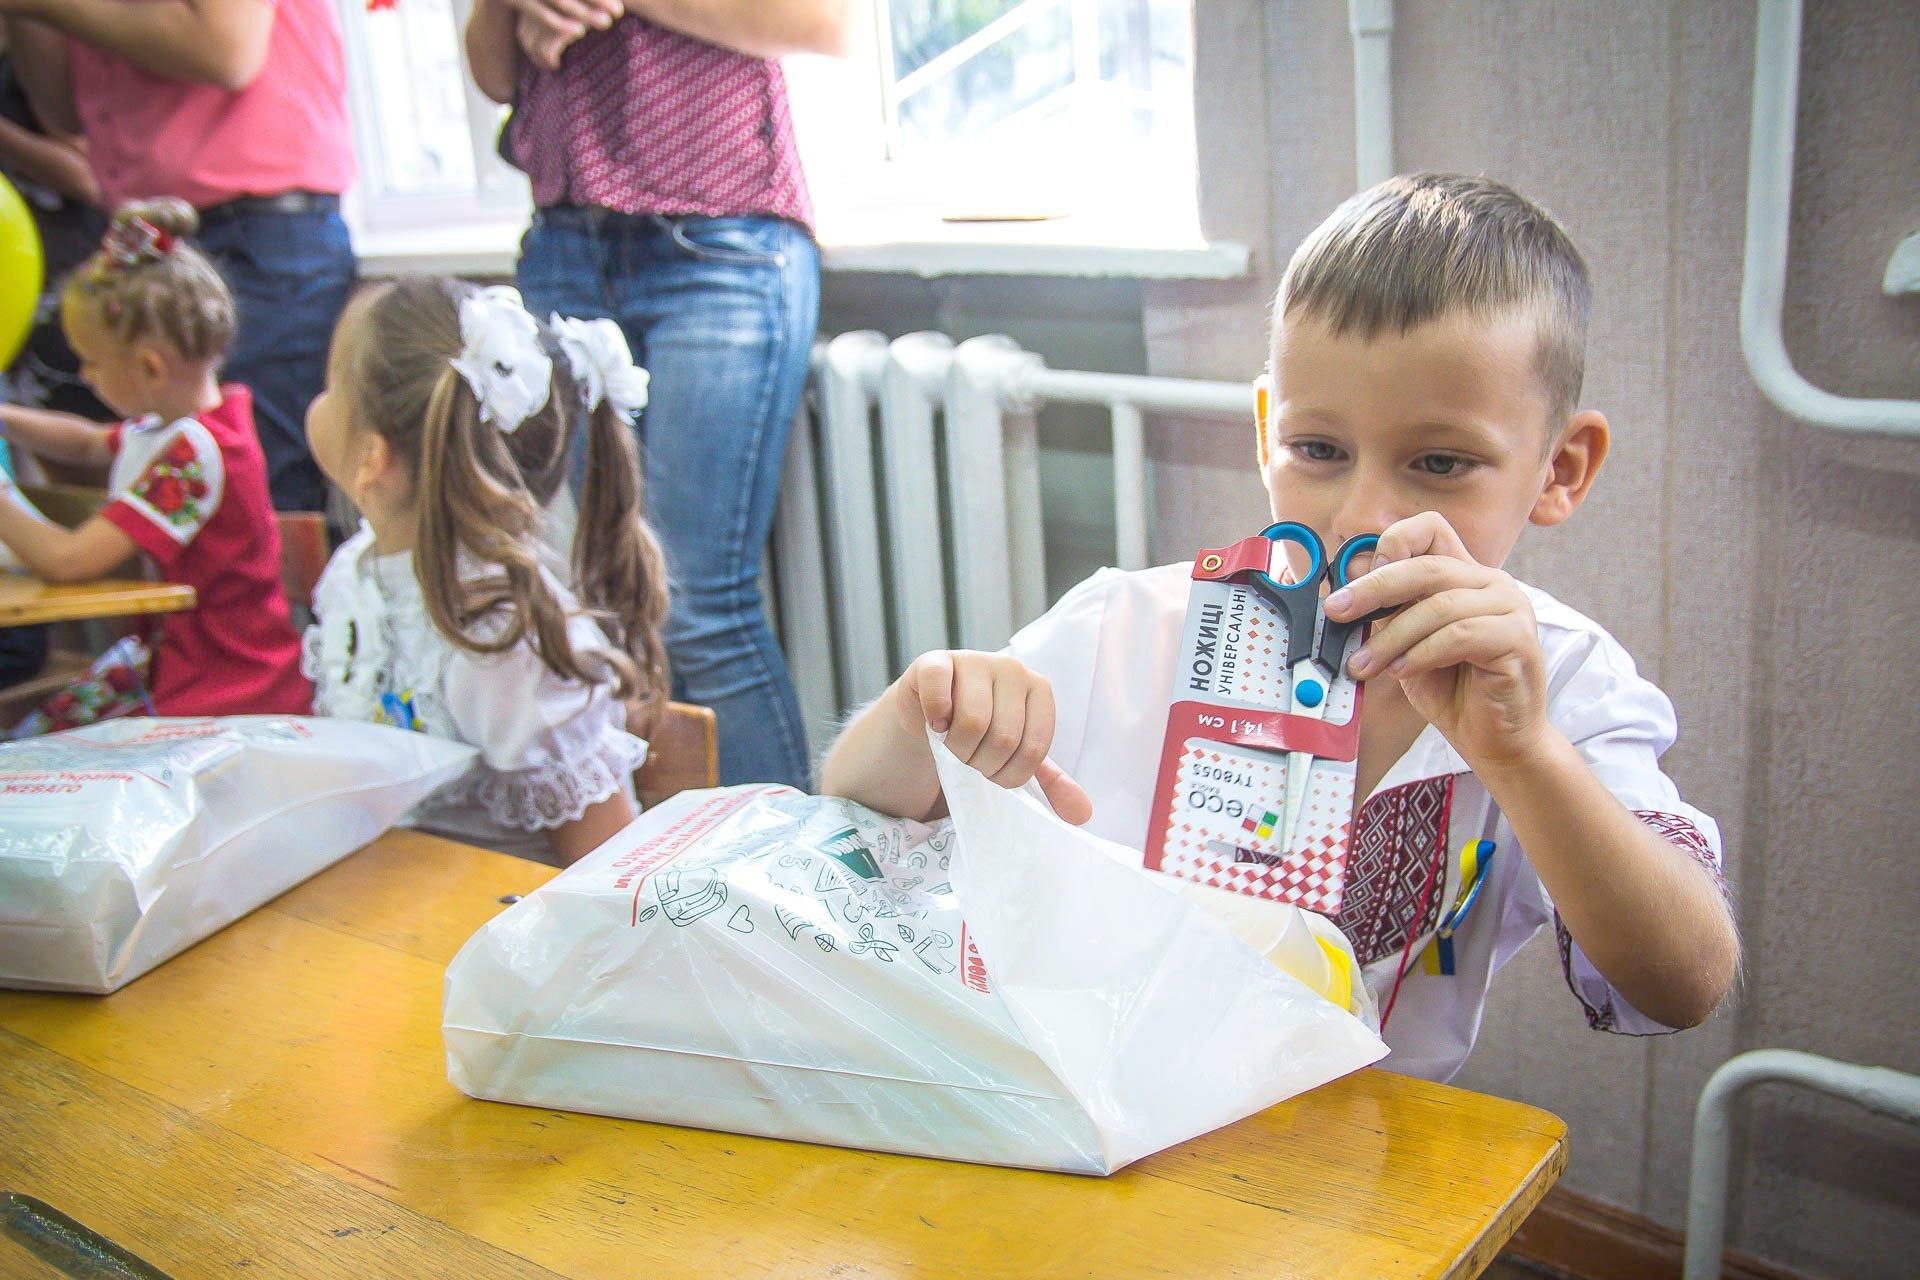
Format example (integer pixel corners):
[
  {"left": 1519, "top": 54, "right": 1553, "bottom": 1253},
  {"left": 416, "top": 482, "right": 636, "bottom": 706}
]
[
  {"left": 1333, "top": 775, "right": 1455, "bottom": 967},
  {"left": 1558, "top": 809, "right": 1723, "bottom": 1032},
  {"left": 1633, "top": 810, "right": 1721, "bottom": 878},
  {"left": 131, "top": 437, "right": 213, "bottom": 531},
  {"left": 1555, "top": 916, "right": 1614, "bottom": 1030}
]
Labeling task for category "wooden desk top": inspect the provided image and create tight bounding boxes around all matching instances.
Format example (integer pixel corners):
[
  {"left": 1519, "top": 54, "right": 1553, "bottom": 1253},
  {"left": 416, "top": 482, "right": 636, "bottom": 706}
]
[
  {"left": 0, "top": 832, "right": 1565, "bottom": 1279},
  {"left": 0, "top": 574, "right": 196, "bottom": 627}
]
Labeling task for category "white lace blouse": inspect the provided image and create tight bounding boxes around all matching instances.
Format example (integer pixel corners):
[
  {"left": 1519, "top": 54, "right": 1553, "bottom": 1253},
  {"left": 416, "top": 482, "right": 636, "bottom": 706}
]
[{"left": 303, "top": 525, "right": 647, "bottom": 863}]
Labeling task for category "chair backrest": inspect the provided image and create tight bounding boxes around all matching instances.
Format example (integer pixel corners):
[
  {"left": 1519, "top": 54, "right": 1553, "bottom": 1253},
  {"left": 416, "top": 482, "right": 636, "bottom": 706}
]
[
  {"left": 276, "top": 512, "right": 330, "bottom": 613},
  {"left": 19, "top": 483, "right": 109, "bottom": 530},
  {"left": 19, "top": 484, "right": 140, "bottom": 580},
  {"left": 635, "top": 701, "right": 719, "bottom": 807}
]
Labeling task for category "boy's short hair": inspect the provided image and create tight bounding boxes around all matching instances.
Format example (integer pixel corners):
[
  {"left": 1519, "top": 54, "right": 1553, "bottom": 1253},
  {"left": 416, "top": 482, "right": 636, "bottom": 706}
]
[{"left": 1276, "top": 173, "right": 1593, "bottom": 424}]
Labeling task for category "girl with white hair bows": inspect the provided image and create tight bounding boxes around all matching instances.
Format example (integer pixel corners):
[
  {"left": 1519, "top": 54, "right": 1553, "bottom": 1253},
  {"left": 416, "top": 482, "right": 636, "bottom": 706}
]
[{"left": 302, "top": 277, "right": 669, "bottom": 865}]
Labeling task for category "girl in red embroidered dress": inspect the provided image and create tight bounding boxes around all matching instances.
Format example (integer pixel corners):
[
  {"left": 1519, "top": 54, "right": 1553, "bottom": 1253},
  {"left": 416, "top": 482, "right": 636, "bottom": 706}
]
[{"left": 0, "top": 199, "right": 312, "bottom": 729}]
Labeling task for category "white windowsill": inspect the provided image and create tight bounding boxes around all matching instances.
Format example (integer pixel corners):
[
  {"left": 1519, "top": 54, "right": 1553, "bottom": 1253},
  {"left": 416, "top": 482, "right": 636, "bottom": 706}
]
[{"left": 352, "top": 211, "right": 1251, "bottom": 282}]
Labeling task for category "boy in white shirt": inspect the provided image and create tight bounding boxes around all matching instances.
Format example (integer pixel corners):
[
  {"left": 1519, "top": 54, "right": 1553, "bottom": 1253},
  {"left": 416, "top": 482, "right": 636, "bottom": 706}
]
[{"left": 822, "top": 174, "right": 1739, "bottom": 1081}]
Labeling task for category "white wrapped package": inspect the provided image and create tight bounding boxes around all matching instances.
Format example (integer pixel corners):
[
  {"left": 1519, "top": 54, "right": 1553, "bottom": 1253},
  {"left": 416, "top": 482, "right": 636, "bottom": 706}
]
[
  {"left": 0, "top": 716, "right": 476, "bottom": 992},
  {"left": 444, "top": 736, "right": 1386, "bottom": 1174}
]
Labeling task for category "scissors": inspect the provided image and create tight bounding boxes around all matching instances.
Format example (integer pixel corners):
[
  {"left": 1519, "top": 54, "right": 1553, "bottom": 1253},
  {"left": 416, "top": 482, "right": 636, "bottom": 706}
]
[{"left": 1244, "top": 521, "right": 1388, "bottom": 854}]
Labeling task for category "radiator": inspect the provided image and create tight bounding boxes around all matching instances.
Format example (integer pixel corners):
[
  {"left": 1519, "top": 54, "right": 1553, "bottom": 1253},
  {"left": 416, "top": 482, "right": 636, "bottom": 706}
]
[{"left": 769, "top": 331, "right": 1253, "bottom": 755}]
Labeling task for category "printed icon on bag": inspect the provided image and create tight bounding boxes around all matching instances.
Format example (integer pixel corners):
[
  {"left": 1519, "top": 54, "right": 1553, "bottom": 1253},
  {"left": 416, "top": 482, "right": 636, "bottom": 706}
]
[
  {"left": 774, "top": 904, "right": 813, "bottom": 941},
  {"left": 915, "top": 930, "right": 956, "bottom": 974},
  {"left": 654, "top": 868, "right": 728, "bottom": 927},
  {"left": 821, "top": 826, "right": 885, "bottom": 880},
  {"left": 849, "top": 923, "right": 899, "bottom": 962}
]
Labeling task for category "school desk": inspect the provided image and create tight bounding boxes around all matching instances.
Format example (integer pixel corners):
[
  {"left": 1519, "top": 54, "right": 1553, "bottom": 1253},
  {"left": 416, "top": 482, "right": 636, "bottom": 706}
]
[
  {"left": 0, "top": 574, "right": 196, "bottom": 627},
  {"left": 0, "top": 831, "right": 1565, "bottom": 1279}
]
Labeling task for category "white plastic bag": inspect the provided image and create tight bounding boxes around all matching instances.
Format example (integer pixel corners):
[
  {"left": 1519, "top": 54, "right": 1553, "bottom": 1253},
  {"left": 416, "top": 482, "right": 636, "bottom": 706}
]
[
  {"left": 444, "top": 736, "right": 1386, "bottom": 1174},
  {"left": 0, "top": 716, "right": 476, "bottom": 992}
]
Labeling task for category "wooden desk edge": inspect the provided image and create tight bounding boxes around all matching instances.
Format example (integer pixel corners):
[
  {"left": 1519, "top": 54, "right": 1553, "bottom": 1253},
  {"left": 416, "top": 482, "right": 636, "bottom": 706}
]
[
  {"left": 1447, "top": 1118, "right": 1568, "bottom": 1279},
  {"left": 0, "top": 581, "right": 197, "bottom": 627}
]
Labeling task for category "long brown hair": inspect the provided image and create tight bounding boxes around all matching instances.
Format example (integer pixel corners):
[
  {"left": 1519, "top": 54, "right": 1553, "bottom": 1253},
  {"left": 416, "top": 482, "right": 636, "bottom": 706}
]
[
  {"left": 338, "top": 276, "right": 669, "bottom": 706},
  {"left": 63, "top": 198, "right": 235, "bottom": 362}
]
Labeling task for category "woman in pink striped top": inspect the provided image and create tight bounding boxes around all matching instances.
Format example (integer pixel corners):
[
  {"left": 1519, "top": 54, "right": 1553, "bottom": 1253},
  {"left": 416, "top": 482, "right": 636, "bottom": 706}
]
[{"left": 465, "top": 0, "right": 844, "bottom": 792}]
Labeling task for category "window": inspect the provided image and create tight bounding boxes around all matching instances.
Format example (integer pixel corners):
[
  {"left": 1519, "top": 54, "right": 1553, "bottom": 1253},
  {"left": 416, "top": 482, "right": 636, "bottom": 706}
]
[
  {"left": 334, "top": 0, "right": 529, "bottom": 249},
  {"left": 884, "top": 1, "right": 1192, "bottom": 173},
  {"left": 334, "top": 0, "right": 1202, "bottom": 266},
  {"left": 788, "top": 0, "right": 1201, "bottom": 243}
]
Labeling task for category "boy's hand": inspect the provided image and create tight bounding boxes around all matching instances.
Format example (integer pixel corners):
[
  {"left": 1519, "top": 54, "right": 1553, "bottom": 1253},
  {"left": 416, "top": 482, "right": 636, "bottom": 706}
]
[
  {"left": 891, "top": 650, "right": 1093, "bottom": 825},
  {"left": 1323, "top": 511, "right": 1550, "bottom": 769}
]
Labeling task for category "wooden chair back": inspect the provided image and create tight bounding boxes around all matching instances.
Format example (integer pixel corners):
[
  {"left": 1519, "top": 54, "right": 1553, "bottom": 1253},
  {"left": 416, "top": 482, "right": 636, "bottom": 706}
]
[
  {"left": 275, "top": 512, "right": 330, "bottom": 614},
  {"left": 634, "top": 701, "right": 719, "bottom": 807},
  {"left": 18, "top": 483, "right": 109, "bottom": 530}
]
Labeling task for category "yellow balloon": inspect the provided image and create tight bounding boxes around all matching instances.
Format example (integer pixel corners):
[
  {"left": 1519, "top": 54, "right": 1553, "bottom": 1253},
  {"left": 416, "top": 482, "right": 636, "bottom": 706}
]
[{"left": 0, "top": 173, "right": 46, "bottom": 371}]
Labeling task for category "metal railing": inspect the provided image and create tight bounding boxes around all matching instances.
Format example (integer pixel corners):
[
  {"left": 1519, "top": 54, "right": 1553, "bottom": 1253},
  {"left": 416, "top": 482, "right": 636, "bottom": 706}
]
[{"left": 1684, "top": 1049, "right": 1920, "bottom": 1278}]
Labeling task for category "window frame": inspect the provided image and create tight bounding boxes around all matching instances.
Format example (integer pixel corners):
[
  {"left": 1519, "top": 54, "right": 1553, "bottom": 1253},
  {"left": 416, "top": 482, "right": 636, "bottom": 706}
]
[
  {"left": 333, "top": 0, "right": 531, "bottom": 248},
  {"left": 791, "top": 0, "right": 1202, "bottom": 245}
]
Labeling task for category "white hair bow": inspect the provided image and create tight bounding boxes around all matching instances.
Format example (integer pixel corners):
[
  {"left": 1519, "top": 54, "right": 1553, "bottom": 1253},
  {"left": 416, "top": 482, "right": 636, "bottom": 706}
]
[
  {"left": 551, "top": 315, "right": 649, "bottom": 420},
  {"left": 450, "top": 286, "right": 552, "bottom": 433}
]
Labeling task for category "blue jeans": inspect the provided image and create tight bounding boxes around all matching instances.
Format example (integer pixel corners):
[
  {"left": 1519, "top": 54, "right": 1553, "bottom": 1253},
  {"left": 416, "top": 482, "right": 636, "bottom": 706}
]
[
  {"left": 518, "top": 209, "right": 818, "bottom": 789},
  {"left": 198, "top": 208, "right": 356, "bottom": 513}
]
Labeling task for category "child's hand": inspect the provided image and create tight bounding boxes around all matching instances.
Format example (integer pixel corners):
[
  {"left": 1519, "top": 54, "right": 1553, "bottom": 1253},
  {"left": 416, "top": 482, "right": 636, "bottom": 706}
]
[
  {"left": 891, "top": 650, "right": 1093, "bottom": 825},
  {"left": 1323, "top": 511, "right": 1550, "bottom": 769}
]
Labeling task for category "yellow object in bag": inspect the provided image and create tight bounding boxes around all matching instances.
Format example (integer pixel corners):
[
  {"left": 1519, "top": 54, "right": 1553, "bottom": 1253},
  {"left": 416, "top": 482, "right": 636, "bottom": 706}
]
[{"left": 1165, "top": 877, "right": 1375, "bottom": 1026}]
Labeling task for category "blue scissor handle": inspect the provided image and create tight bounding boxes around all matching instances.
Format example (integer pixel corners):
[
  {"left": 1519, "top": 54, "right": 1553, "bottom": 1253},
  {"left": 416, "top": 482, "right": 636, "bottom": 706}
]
[
  {"left": 1257, "top": 521, "right": 1326, "bottom": 589},
  {"left": 1317, "top": 532, "right": 1393, "bottom": 670},
  {"left": 1331, "top": 532, "right": 1379, "bottom": 589},
  {"left": 1250, "top": 522, "right": 1327, "bottom": 668}
]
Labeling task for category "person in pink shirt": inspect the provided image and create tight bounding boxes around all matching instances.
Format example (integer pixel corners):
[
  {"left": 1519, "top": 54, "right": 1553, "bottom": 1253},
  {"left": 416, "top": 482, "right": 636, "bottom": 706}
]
[
  {"left": 1, "top": 0, "right": 355, "bottom": 514},
  {"left": 0, "top": 199, "right": 311, "bottom": 725}
]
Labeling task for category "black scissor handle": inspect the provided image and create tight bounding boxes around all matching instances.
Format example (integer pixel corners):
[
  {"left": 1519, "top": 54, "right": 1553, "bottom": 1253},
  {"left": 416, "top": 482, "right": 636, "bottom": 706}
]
[{"left": 1247, "top": 522, "right": 1327, "bottom": 667}]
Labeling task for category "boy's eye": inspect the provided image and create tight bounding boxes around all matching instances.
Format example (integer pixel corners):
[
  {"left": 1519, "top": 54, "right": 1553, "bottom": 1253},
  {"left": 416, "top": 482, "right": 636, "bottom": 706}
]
[
  {"left": 1288, "top": 440, "right": 1342, "bottom": 462},
  {"left": 1414, "top": 454, "right": 1472, "bottom": 476}
]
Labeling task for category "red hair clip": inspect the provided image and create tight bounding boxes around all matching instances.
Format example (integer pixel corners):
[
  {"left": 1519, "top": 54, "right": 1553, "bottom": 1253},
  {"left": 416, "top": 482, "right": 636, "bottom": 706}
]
[{"left": 100, "top": 217, "right": 176, "bottom": 269}]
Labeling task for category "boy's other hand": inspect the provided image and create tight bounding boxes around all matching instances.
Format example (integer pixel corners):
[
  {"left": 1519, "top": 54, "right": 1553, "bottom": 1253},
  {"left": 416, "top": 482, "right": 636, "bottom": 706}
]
[
  {"left": 891, "top": 650, "right": 1093, "bottom": 825},
  {"left": 1323, "top": 511, "right": 1550, "bottom": 769}
]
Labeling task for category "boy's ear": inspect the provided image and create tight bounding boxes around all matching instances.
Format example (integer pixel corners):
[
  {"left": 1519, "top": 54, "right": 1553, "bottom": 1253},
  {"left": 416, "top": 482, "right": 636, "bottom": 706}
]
[
  {"left": 1253, "top": 375, "right": 1271, "bottom": 469},
  {"left": 1530, "top": 409, "right": 1609, "bottom": 527}
]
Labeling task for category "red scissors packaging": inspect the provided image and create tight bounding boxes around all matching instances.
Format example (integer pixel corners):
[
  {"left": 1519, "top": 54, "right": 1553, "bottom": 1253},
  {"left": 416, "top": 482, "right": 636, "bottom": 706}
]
[{"left": 1145, "top": 522, "right": 1383, "bottom": 915}]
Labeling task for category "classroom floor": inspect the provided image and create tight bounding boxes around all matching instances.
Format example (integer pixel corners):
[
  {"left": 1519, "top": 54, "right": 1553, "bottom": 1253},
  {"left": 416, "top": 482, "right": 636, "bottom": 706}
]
[{"left": 1485, "top": 1256, "right": 1574, "bottom": 1280}]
